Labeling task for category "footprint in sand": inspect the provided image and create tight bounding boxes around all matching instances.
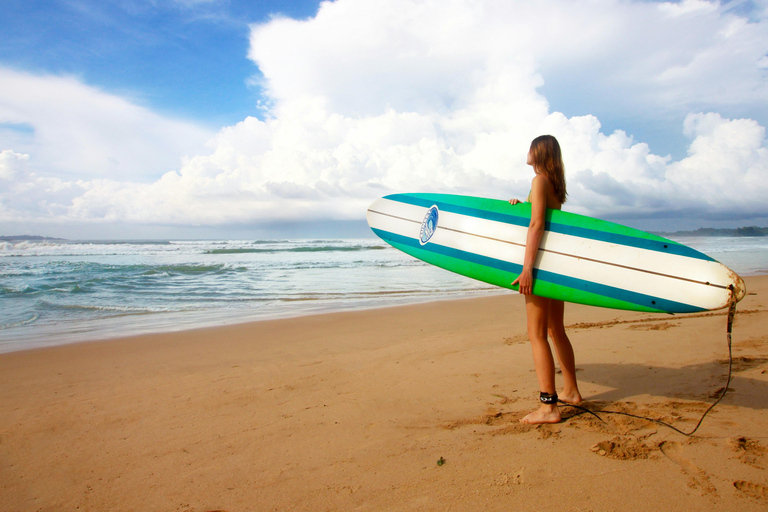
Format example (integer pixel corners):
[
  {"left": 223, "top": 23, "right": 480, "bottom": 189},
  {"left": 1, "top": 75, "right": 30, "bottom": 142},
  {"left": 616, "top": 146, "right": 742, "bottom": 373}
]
[
  {"left": 659, "top": 441, "right": 718, "bottom": 497},
  {"left": 503, "top": 334, "right": 528, "bottom": 345},
  {"left": 733, "top": 480, "right": 768, "bottom": 500},
  {"left": 729, "top": 436, "right": 767, "bottom": 468},
  {"left": 590, "top": 436, "right": 652, "bottom": 460}
]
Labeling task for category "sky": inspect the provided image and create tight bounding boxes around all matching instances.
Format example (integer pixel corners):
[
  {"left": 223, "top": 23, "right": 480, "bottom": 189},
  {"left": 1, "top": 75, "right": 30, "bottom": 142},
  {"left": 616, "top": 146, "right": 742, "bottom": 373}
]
[{"left": 1, "top": 0, "right": 767, "bottom": 239}]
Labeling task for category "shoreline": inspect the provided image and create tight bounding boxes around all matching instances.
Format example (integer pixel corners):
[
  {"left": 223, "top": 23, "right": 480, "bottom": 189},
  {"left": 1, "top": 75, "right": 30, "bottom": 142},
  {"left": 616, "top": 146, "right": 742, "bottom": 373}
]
[
  {"left": 4, "top": 269, "right": 767, "bottom": 355},
  {"left": 2, "top": 275, "right": 767, "bottom": 510}
]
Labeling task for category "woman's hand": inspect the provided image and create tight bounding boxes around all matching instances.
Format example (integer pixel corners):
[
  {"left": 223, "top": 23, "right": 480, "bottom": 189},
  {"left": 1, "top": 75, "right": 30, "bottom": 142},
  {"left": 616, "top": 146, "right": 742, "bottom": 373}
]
[
  {"left": 512, "top": 267, "right": 533, "bottom": 295},
  {"left": 508, "top": 198, "right": 522, "bottom": 205}
]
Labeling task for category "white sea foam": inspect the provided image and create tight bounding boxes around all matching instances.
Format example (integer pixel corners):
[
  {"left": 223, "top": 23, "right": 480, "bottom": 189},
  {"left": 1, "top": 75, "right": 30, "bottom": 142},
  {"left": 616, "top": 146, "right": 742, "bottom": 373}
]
[{"left": 0, "top": 313, "right": 39, "bottom": 330}]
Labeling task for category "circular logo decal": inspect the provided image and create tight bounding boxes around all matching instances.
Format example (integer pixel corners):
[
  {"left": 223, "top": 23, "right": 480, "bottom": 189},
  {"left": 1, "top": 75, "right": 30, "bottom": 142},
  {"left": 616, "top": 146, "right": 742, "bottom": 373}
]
[{"left": 419, "top": 205, "right": 439, "bottom": 245}]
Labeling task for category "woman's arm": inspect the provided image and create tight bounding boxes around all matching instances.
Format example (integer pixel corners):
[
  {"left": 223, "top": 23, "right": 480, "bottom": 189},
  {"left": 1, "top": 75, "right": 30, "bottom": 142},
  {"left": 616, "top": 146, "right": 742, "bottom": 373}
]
[{"left": 511, "top": 175, "right": 548, "bottom": 295}]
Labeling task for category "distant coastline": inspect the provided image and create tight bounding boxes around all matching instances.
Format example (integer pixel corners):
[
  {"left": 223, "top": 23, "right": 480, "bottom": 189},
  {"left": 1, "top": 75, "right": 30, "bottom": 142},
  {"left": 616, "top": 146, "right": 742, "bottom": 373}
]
[
  {"left": 0, "top": 235, "right": 67, "bottom": 241},
  {"left": 657, "top": 226, "right": 768, "bottom": 237}
]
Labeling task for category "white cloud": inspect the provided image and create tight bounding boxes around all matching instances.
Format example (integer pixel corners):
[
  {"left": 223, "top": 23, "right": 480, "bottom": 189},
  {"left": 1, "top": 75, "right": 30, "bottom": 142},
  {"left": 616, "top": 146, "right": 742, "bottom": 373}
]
[
  {"left": 0, "top": 149, "right": 29, "bottom": 180},
  {"left": 559, "top": 112, "right": 768, "bottom": 218},
  {"left": 0, "top": 67, "right": 213, "bottom": 181},
  {"left": 2, "top": 0, "right": 768, "bottom": 232},
  {"left": 532, "top": 0, "right": 768, "bottom": 117},
  {"left": 252, "top": 0, "right": 768, "bottom": 117},
  {"left": 668, "top": 113, "right": 767, "bottom": 208}
]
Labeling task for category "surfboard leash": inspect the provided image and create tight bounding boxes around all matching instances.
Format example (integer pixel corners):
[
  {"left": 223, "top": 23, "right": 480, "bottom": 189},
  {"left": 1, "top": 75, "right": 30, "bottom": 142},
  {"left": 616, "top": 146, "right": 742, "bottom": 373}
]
[{"left": 559, "top": 285, "right": 737, "bottom": 436}]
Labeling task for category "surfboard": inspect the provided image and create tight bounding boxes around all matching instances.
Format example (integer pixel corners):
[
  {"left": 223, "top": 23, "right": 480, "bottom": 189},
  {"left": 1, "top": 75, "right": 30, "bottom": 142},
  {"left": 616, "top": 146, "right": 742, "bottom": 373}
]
[{"left": 367, "top": 193, "right": 746, "bottom": 314}]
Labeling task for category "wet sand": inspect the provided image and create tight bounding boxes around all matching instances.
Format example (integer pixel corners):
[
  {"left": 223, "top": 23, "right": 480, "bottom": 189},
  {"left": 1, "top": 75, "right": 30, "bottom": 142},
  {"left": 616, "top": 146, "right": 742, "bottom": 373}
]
[{"left": 2, "top": 275, "right": 767, "bottom": 511}]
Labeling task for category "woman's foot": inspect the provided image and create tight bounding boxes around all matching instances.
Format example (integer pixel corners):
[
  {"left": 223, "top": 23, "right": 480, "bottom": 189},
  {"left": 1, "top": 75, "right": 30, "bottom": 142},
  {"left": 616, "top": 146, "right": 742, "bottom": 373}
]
[
  {"left": 519, "top": 404, "right": 561, "bottom": 424},
  {"left": 558, "top": 389, "right": 582, "bottom": 404}
]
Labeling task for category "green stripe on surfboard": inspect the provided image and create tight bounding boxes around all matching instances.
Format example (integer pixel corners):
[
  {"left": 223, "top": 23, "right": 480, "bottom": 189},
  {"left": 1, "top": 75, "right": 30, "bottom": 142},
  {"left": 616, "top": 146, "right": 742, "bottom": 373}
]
[{"left": 385, "top": 237, "right": 667, "bottom": 313}]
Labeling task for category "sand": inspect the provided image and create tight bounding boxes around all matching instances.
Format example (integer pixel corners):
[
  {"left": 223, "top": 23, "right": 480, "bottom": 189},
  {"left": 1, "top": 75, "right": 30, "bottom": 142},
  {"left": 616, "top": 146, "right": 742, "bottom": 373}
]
[{"left": 2, "top": 275, "right": 768, "bottom": 511}]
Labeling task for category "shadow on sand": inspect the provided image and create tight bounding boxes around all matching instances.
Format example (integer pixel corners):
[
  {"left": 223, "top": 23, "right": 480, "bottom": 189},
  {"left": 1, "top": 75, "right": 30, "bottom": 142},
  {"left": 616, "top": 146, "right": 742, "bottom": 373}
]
[{"left": 576, "top": 357, "right": 768, "bottom": 410}]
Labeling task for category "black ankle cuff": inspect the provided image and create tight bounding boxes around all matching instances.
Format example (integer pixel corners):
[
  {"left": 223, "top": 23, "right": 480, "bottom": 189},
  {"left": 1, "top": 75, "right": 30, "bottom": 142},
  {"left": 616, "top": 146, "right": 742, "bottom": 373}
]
[{"left": 540, "top": 392, "right": 558, "bottom": 404}]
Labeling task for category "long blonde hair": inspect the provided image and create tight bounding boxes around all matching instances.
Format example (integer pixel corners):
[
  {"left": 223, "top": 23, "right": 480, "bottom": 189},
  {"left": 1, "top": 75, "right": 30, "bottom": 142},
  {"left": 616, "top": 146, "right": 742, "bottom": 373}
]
[{"left": 529, "top": 135, "right": 567, "bottom": 204}]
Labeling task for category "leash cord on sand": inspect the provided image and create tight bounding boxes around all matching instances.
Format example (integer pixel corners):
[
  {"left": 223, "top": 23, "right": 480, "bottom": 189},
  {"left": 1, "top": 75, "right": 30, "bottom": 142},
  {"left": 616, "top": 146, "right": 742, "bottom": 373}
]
[{"left": 559, "top": 286, "right": 737, "bottom": 437}]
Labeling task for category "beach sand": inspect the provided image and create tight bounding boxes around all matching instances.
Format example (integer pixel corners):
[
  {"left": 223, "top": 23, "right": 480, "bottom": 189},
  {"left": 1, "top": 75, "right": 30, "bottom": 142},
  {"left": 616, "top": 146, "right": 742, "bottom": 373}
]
[{"left": 2, "top": 276, "right": 768, "bottom": 511}]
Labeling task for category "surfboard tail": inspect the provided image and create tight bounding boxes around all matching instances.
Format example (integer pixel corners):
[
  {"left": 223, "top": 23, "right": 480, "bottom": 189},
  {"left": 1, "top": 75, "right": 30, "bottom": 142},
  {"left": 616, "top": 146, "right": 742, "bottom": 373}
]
[{"left": 730, "top": 269, "right": 747, "bottom": 304}]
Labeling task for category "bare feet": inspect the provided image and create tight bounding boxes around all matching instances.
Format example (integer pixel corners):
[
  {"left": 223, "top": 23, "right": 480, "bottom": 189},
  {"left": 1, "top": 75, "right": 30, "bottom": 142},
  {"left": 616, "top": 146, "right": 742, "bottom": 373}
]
[
  {"left": 558, "top": 389, "right": 582, "bottom": 404},
  {"left": 519, "top": 404, "right": 561, "bottom": 424}
]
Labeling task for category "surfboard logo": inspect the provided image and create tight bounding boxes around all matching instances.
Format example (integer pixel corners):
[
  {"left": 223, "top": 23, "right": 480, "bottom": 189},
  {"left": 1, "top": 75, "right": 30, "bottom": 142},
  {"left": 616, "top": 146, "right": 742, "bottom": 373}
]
[{"left": 419, "top": 205, "right": 439, "bottom": 245}]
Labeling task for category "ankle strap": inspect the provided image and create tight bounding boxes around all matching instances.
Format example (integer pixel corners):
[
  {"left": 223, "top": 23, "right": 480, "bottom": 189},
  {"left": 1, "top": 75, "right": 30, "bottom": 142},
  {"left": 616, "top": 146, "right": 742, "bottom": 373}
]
[{"left": 539, "top": 392, "right": 558, "bottom": 404}]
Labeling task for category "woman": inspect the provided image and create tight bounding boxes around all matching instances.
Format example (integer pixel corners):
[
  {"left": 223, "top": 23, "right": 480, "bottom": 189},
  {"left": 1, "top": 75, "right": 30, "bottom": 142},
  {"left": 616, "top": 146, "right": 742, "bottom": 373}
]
[{"left": 509, "top": 135, "right": 582, "bottom": 424}]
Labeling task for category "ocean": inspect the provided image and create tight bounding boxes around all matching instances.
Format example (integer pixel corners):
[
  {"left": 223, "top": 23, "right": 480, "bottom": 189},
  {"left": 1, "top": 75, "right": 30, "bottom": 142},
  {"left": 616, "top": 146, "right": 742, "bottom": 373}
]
[{"left": 1, "top": 236, "right": 767, "bottom": 352}]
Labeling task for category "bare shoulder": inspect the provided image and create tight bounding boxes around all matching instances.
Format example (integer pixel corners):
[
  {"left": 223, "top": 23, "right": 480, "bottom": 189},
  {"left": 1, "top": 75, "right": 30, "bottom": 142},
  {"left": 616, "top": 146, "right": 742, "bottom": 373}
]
[{"left": 531, "top": 174, "right": 554, "bottom": 193}]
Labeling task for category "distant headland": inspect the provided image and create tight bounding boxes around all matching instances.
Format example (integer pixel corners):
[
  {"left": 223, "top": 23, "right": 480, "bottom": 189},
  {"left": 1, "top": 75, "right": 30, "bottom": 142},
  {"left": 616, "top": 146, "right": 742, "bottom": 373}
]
[
  {"left": 657, "top": 226, "right": 768, "bottom": 237},
  {"left": 0, "top": 235, "right": 67, "bottom": 241}
]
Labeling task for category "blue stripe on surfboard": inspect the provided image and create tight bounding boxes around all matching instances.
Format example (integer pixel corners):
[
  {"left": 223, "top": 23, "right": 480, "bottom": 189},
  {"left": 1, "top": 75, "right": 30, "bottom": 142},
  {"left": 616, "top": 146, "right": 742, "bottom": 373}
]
[
  {"left": 385, "top": 194, "right": 713, "bottom": 262},
  {"left": 372, "top": 227, "right": 707, "bottom": 314}
]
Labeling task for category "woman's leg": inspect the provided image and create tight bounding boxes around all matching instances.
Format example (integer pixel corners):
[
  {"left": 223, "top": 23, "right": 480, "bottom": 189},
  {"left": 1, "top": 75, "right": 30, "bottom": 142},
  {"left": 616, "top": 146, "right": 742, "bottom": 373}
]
[
  {"left": 520, "top": 294, "right": 560, "bottom": 424},
  {"left": 547, "top": 300, "right": 582, "bottom": 404}
]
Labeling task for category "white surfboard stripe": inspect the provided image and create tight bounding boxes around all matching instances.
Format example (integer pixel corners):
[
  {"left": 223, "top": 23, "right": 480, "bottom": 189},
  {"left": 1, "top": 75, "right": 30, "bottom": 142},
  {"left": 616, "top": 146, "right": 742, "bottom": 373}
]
[
  {"left": 436, "top": 208, "right": 732, "bottom": 288},
  {"left": 433, "top": 218, "right": 727, "bottom": 310}
]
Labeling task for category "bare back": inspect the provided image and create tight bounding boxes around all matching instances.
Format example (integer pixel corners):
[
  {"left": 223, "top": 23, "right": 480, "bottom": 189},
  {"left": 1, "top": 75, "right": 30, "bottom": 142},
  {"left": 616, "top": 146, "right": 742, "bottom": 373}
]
[{"left": 528, "top": 173, "right": 562, "bottom": 211}]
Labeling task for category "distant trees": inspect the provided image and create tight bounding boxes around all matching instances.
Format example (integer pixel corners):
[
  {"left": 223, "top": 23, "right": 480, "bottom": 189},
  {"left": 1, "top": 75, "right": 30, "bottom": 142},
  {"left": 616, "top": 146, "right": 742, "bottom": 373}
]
[{"left": 663, "top": 226, "right": 768, "bottom": 237}]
